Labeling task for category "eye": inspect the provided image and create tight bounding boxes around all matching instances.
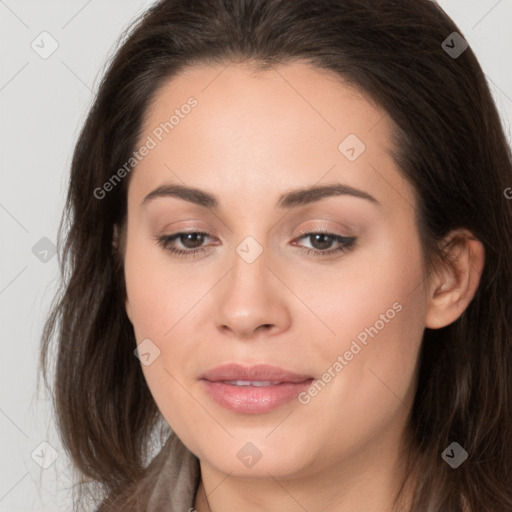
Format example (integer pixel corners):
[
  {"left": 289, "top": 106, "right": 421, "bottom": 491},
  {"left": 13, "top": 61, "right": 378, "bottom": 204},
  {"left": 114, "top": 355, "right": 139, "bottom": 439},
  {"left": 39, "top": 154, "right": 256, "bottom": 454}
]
[
  {"left": 155, "top": 230, "right": 357, "bottom": 258},
  {"left": 156, "top": 231, "right": 212, "bottom": 258},
  {"left": 292, "top": 232, "right": 357, "bottom": 257}
]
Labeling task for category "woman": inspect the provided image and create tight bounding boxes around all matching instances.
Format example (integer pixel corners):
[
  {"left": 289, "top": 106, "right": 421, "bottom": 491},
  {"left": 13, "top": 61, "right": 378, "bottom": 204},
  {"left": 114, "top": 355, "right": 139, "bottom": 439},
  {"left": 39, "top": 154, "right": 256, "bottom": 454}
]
[{"left": 40, "top": 0, "right": 512, "bottom": 510}]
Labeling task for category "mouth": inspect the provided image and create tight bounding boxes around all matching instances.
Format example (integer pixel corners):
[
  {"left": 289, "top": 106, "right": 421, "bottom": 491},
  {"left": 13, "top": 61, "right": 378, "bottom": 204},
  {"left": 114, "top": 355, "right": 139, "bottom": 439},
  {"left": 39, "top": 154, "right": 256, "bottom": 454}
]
[
  {"left": 215, "top": 380, "right": 293, "bottom": 386},
  {"left": 199, "top": 363, "right": 314, "bottom": 414},
  {"left": 200, "top": 362, "right": 313, "bottom": 383}
]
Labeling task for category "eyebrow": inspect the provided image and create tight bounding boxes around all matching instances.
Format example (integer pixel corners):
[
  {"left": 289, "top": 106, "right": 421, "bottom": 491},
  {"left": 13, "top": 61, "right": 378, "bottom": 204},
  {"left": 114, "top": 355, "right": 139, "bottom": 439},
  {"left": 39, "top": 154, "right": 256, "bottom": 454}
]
[{"left": 141, "top": 182, "right": 380, "bottom": 209}]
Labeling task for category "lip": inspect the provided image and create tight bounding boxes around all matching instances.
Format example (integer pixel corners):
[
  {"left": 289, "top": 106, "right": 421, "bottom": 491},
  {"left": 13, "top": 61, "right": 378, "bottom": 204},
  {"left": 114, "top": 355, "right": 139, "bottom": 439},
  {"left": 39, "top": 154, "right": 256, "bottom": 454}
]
[
  {"left": 201, "top": 363, "right": 313, "bottom": 383},
  {"left": 200, "top": 363, "right": 314, "bottom": 414}
]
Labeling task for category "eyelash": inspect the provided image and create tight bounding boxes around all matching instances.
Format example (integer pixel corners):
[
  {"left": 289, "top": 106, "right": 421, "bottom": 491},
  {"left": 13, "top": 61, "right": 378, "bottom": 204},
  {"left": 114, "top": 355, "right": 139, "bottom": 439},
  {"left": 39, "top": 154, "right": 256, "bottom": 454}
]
[{"left": 155, "top": 230, "right": 357, "bottom": 259}]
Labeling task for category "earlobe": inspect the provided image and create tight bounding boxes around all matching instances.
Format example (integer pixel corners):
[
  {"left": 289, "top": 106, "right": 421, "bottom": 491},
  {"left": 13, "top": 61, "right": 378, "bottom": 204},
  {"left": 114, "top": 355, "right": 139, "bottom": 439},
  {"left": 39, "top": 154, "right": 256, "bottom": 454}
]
[{"left": 424, "top": 230, "right": 485, "bottom": 329}]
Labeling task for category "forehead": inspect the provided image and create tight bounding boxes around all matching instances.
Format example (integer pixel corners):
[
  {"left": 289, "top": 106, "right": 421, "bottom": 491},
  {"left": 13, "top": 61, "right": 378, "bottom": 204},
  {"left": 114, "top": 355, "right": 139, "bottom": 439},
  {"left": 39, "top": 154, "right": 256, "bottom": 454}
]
[
  {"left": 128, "top": 61, "right": 415, "bottom": 215},
  {"left": 143, "top": 60, "right": 386, "bottom": 142}
]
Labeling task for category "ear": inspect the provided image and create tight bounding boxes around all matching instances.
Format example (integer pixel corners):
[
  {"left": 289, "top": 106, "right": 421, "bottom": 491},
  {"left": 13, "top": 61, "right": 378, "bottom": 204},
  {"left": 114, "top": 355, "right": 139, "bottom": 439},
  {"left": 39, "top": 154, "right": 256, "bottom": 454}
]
[{"left": 425, "top": 229, "right": 485, "bottom": 329}]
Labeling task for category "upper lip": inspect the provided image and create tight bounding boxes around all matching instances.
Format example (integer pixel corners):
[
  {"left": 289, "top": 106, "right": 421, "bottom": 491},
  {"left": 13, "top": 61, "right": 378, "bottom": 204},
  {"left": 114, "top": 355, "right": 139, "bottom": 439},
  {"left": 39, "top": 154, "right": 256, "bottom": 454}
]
[{"left": 201, "top": 363, "right": 313, "bottom": 383}]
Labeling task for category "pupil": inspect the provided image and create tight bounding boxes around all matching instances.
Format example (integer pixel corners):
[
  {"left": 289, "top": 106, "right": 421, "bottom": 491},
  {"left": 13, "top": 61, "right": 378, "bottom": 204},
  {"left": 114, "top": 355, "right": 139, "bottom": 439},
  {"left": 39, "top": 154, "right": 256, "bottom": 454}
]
[
  {"left": 311, "top": 234, "right": 332, "bottom": 250},
  {"left": 182, "top": 233, "right": 204, "bottom": 249}
]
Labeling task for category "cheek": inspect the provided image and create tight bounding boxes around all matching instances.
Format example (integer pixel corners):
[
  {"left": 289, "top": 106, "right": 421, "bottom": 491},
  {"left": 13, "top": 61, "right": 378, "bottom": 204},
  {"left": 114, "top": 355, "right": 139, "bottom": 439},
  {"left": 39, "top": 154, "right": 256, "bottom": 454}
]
[
  {"left": 304, "top": 240, "right": 426, "bottom": 435},
  {"left": 124, "top": 237, "right": 201, "bottom": 339},
  {"left": 293, "top": 227, "right": 426, "bottom": 361},
  {"left": 124, "top": 243, "right": 202, "bottom": 428},
  {"left": 315, "top": 234, "right": 427, "bottom": 420}
]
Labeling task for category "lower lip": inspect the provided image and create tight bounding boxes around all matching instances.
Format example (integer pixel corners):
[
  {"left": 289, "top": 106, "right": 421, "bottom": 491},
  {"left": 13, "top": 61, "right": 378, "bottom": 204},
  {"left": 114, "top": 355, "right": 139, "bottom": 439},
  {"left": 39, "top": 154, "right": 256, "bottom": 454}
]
[{"left": 200, "top": 379, "right": 314, "bottom": 414}]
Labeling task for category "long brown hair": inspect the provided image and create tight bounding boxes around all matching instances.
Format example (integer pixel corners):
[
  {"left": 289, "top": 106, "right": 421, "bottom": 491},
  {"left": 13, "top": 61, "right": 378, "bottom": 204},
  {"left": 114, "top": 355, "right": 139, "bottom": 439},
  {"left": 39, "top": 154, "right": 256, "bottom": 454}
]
[{"left": 39, "top": 0, "right": 512, "bottom": 510}]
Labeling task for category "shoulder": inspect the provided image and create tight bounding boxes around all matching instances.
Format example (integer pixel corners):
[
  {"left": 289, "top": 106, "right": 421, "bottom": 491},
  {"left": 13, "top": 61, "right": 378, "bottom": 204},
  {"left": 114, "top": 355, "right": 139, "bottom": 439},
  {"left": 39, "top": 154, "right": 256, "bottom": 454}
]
[
  {"left": 148, "top": 431, "right": 201, "bottom": 510},
  {"left": 96, "top": 432, "right": 201, "bottom": 511}
]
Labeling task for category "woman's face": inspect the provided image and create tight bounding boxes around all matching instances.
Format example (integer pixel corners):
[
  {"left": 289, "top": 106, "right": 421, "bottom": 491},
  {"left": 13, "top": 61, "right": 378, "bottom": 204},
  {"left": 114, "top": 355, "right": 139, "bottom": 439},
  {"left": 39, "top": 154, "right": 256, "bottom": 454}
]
[{"left": 123, "top": 61, "right": 430, "bottom": 480}]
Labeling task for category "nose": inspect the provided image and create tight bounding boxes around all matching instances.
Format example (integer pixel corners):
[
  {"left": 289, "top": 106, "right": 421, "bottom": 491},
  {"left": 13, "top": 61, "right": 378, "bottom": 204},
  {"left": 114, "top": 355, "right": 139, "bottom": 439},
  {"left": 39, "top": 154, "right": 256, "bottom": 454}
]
[{"left": 214, "top": 246, "right": 291, "bottom": 340}]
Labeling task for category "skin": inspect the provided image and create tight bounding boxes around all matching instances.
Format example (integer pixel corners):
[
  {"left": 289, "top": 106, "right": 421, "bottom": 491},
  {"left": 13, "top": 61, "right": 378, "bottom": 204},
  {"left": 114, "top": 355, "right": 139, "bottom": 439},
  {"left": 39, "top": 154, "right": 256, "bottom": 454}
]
[{"left": 121, "top": 61, "right": 485, "bottom": 512}]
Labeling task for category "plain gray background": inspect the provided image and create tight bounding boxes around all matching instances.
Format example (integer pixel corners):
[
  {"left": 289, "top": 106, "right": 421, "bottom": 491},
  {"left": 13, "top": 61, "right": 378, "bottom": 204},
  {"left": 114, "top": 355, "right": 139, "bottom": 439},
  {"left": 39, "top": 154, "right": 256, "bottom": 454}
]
[{"left": 1, "top": 1, "right": 511, "bottom": 510}]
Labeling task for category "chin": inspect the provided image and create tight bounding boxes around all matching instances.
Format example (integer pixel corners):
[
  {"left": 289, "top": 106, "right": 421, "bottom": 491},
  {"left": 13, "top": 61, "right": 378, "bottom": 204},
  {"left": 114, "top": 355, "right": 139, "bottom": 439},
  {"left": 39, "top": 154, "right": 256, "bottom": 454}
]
[{"left": 197, "top": 438, "right": 314, "bottom": 479}]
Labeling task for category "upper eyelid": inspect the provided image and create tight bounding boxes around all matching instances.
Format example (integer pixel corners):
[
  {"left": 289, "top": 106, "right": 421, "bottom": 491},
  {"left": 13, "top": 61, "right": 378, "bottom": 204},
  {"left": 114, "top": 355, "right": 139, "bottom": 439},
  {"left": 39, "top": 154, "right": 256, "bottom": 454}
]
[
  {"left": 164, "top": 220, "right": 353, "bottom": 237},
  {"left": 294, "top": 225, "right": 351, "bottom": 237},
  {"left": 166, "top": 227, "right": 348, "bottom": 237}
]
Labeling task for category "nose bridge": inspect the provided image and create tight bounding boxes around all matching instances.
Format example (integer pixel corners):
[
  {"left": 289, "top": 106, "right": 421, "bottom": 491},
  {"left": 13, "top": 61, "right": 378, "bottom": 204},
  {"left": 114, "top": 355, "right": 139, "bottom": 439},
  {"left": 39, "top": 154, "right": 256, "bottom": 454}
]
[
  {"left": 228, "top": 233, "right": 272, "bottom": 302},
  {"left": 214, "top": 231, "right": 289, "bottom": 337}
]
